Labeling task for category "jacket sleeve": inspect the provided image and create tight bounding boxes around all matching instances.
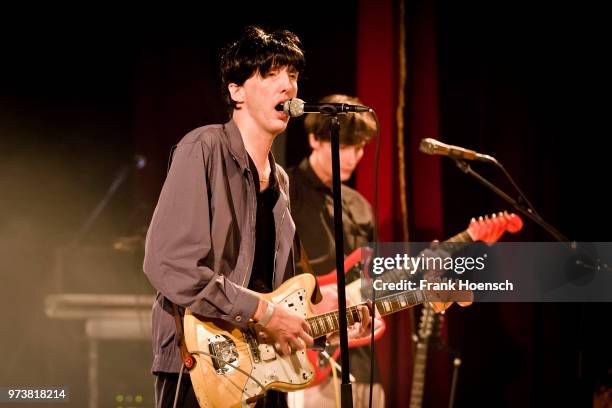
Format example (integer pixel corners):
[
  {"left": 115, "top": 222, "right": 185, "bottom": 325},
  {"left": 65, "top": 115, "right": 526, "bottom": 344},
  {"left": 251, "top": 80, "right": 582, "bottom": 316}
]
[{"left": 143, "top": 141, "right": 259, "bottom": 327}]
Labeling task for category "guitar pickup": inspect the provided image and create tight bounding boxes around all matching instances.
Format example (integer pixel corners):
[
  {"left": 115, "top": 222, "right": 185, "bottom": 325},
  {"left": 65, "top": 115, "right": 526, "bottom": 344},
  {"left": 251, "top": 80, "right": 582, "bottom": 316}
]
[{"left": 258, "top": 344, "right": 276, "bottom": 361}]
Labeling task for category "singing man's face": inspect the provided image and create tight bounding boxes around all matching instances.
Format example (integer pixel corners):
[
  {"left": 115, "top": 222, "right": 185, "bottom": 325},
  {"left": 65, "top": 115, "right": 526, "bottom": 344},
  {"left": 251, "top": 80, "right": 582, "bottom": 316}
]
[{"left": 229, "top": 65, "right": 299, "bottom": 136}]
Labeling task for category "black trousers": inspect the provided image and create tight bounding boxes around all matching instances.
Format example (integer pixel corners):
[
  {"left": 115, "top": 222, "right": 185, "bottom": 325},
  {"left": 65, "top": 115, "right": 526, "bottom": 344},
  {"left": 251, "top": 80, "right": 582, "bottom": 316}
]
[
  {"left": 155, "top": 372, "right": 199, "bottom": 408},
  {"left": 154, "top": 372, "right": 288, "bottom": 408}
]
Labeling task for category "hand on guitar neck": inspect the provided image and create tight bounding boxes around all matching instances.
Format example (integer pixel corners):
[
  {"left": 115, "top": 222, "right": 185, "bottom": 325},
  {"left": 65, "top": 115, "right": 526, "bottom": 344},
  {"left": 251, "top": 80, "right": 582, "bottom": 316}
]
[
  {"left": 311, "top": 284, "right": 375, "bottom": 344},
  {"left": 253, "top": 297, "right": 371, "bottom": 355},
  {"left": 303, "top": 211, "right": 524, "bottom": 388},
  {"left": 428, "top": 211, "right": 523, "bottom": 312}
]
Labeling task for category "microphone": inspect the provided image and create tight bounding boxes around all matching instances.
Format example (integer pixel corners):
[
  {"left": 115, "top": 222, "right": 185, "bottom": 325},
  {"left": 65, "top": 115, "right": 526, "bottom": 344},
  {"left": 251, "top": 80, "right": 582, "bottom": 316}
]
[
  {"left": 419, "top": 138, "right": 497, "bottom": 164},
  {"left": 275, "top": 98, "right": 372, "bottom": 117}
]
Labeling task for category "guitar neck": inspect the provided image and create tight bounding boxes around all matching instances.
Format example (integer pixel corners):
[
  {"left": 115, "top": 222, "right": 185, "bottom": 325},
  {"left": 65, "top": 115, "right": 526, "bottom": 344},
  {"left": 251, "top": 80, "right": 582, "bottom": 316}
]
[
  {"left": 409, "top": 341, "right": 429, "bottom": 408},
  {"left": 306, "top": 228, "right": 474, "bottom": 339},
  {"left": 307, "top": 290, "right": 428, "bottom": 339},
  {"left": 373, "top": 229, "right": 473, "bottom": 287},
  {"left": 438, "top": 230, "right": 473, "bottom": 251}
]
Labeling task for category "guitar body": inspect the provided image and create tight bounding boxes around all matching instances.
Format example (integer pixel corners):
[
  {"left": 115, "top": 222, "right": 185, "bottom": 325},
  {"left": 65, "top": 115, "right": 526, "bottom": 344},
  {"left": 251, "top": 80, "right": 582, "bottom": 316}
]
[
  {"left": 184, "top": 274, "right": 317, "bottom": 408},
  {"left": 183, "top": 212, "right": 524, "bottom": 405}
]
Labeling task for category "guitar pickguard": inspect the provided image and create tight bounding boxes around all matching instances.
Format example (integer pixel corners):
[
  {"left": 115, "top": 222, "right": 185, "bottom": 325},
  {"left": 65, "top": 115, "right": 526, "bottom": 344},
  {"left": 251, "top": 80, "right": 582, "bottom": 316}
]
[
  {"left": 190, "top": 286, "right": 315, "bottom": 407},
  {"left": 242, "top": 288, "right": 314, "bottom": 400}
]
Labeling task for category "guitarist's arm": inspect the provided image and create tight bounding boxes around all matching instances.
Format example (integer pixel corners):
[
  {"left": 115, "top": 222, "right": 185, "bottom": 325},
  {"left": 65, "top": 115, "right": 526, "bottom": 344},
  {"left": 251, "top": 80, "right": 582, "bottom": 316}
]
[
  {"left": 144, "top": 145, "right": 318, "bottom": 359},
  {"left": 143, "top": 142, "right": 261, "bottom": 328}
]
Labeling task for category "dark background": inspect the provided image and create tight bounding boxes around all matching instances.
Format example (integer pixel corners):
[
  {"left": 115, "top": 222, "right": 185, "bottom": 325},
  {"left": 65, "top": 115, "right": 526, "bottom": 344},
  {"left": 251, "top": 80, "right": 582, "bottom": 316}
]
[{"left": 1, "top": 1, "right": 610, "bottom": 407}]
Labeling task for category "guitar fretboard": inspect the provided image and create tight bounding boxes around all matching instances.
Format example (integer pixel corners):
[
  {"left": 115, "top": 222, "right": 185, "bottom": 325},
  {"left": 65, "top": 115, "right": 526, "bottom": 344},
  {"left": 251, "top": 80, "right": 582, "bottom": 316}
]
[
  {"left": 306, "top": 290, "right": 427, "bottom": 339},
  {"left": 379, "top": 230, "right": 473, "bottom": 285},
  {"left": 306, "top": 229, "right": 474, "bottom": 339}
]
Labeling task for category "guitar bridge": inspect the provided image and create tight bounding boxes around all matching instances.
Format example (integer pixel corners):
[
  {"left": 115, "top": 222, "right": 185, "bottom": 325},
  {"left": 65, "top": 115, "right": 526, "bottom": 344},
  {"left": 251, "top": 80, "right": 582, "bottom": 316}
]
[
  {"left": 207, "top": 334, "right": 239, "bottom": 375},
  {"left": 243, "top": 328, "right": 261, "bottom": 363}
]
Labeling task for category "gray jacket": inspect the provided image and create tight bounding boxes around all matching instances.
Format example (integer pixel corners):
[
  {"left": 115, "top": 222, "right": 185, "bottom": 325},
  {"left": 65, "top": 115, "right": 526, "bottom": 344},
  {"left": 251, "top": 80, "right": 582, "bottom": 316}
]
[{"left": 143, "top": 119, "right": 296, "bottom": 373}]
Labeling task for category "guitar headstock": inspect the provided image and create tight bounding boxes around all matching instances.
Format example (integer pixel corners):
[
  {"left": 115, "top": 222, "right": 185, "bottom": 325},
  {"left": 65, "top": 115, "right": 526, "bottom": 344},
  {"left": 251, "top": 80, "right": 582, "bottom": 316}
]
[
  {"left": 467, "top": 211, "right": 523, "bottom": 244},
  {"left": 427, "top": 212, "right": 523, "bottom": 313}
]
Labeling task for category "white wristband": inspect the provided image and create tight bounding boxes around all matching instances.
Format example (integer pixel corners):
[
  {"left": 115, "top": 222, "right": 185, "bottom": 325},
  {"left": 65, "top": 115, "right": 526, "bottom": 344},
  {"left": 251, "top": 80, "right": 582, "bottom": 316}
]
[{"left": 258, "top": 301, "right": 275, "bottom": 327}]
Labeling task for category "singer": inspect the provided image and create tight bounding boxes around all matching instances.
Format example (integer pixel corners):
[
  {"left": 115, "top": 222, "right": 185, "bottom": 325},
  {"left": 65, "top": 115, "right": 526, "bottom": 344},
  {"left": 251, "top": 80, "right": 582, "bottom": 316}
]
[
  {"left": 143, "top": 26, "right": 369, "bottom": 408},
  {"left": 143, "top": 26, "right": 309, "bottom": 408}
]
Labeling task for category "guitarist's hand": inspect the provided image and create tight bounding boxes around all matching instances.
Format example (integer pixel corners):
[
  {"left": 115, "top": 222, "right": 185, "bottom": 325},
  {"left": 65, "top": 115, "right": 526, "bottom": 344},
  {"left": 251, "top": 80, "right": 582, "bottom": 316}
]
[
  {"left": 326, "top": 304, "right": 374, "bottom": 345},
  {"left": 422, "top": 240, "right": 450, "bottom": 280},
  {"left": 316, "top": 284, "right": 375, "bottom": 345},
  {"left": 256, "top": 300, "right": 313, "bottom": 356}
]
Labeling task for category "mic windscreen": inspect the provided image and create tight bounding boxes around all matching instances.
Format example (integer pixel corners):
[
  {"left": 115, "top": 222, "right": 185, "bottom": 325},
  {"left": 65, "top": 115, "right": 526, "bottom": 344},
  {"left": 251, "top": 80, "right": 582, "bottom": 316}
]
[
  {"left": 419, "top": 138, "right": 437, "bottom": 155},
  {"left": 287, "top": 98, "right": 305, "bottom": 117}
]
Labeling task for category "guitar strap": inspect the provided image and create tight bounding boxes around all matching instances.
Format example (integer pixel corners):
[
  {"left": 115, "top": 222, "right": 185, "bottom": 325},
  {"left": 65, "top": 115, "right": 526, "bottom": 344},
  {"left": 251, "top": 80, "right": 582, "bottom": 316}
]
[
  {"left": 298, "top": 236, "right": 322, "bottom": 304},
  {"left": 171, "top": 302, "right": 195, "bottom": 370}
]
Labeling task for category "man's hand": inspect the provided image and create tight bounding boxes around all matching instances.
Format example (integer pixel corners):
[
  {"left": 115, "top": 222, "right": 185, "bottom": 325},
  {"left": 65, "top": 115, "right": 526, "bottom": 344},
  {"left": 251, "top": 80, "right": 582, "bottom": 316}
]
[
  {"left": 312, "top": 284, "right": 378, "bottom": 344},
  {"left": 422, "top": 240, "right": 451, "bottom": 280},
  {"left": 326, "top": 303, "right": 376, "bottom": 344},
  {"left": 254, "top": 299, "right": 313, "bottom": 356}
]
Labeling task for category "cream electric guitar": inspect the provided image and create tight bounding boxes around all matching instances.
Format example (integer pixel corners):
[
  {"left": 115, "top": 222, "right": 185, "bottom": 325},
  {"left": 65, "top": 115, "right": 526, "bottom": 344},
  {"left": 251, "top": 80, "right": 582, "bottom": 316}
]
[
  {"left": 183, "top": 276, "right": 460, "bottom": 407},
  {"left": 183, "top": 212, "right": 523, "bottom": 408}
]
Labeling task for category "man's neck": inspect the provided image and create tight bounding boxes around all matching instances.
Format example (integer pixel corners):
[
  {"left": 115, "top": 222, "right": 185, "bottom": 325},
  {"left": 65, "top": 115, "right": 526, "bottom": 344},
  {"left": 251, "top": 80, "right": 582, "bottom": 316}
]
[{"left": 234, "top": 115, "right": 274, "bottom": 172}]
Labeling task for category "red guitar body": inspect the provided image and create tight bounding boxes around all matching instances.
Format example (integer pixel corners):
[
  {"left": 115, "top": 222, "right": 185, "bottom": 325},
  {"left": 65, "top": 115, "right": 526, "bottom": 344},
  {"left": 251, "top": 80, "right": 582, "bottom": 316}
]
[{"left": 306, "top": 212, "right": 523, "bottom": 387}]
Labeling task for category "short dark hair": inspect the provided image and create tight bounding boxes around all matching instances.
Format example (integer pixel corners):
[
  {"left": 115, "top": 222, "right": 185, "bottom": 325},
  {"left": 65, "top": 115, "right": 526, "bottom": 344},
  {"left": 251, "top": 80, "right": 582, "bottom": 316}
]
[
  {"left": 304, "top": 94, "right": 376, "bottom": 146},
  {"left": 220, "top": 26, "right": 305, "bottom": 111}
]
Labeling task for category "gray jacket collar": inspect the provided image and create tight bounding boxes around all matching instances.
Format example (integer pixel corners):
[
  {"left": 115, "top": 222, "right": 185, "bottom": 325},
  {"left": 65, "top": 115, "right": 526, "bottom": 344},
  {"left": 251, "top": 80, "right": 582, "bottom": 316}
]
[{"left": 223, "top": 119, "right": 280, "bottom": 179}]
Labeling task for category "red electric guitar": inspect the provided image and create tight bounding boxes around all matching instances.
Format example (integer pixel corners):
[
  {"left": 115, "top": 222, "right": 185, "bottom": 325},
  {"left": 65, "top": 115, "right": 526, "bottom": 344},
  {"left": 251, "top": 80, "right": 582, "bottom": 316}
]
[{"left": 307, "top": 211, "right": 523, "bottom": 386}]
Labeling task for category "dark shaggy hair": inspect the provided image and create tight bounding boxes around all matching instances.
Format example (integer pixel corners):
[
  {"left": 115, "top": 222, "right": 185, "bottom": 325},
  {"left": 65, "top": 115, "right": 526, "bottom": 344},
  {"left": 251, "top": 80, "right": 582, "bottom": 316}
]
[
  {"left": 220, "top": 26, "right": 305, "bottom": 111},
  {"left": 304, "top": 94, "right": 376, "bottom": 146}
]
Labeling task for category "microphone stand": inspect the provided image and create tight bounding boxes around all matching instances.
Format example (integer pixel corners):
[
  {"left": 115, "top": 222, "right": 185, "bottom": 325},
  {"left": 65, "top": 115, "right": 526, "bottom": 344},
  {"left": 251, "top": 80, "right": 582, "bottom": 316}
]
[
  {"left": 329, "top": 111, "right": 354, "bottom": 408},
  {"left": 69, "top": 164, "right": 133, "bottom": 247},
  {"left": 453, "top": 158, "right": 609, "bottom": 404},
  {"left": 54, "top": 157, "right": 143, "bottom": 292},
  {"left": 453, "top": 159, "right": 569, "bottom": 242}
]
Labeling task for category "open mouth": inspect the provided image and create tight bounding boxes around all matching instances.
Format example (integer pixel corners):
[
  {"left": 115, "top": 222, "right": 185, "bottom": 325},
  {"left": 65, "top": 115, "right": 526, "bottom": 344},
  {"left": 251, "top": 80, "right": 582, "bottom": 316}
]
[{"left": 275, "top": 100, "right": 289, "bottom": 112}]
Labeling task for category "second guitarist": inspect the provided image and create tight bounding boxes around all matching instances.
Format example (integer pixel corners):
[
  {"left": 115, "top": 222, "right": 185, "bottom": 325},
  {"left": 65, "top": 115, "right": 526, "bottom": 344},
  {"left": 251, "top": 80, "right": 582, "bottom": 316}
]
[{"left": 287, "top": 94, "right": 385, "bottom": 408}]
